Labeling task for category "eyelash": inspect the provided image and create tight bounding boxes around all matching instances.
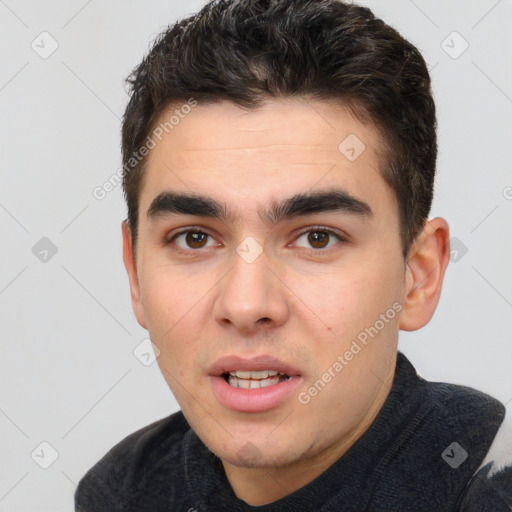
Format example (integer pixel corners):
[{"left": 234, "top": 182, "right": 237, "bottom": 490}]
[{"left": 165, "top": 225, "right": 348, "bottom": 255}]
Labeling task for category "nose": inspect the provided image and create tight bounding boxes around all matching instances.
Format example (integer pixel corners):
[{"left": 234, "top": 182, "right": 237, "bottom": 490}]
[{"left": 213, "top": 244, "right": 289, "bottom": 334}]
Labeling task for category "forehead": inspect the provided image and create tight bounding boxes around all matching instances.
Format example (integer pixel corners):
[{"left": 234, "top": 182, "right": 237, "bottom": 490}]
[{"left": 139, "top": 97, "right": 395, "bottom": 224}]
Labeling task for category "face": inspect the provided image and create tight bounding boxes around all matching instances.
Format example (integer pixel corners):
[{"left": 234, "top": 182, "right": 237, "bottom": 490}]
[{"left": 124, "top": 98, "right": 409, "bottom": 475}]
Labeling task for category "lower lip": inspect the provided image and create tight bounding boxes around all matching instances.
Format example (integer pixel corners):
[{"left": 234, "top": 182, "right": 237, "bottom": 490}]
[{"left": 210, "top": 375, "right": 302, "bottom": 413}]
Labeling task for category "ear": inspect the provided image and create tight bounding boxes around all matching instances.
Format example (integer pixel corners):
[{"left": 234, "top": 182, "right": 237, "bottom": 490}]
[
  {"left": 399, "top": 217, "right": 450, "bottom": 331},
  {"left": 122, "top": 221, "right": 148, "bottom": 329}
]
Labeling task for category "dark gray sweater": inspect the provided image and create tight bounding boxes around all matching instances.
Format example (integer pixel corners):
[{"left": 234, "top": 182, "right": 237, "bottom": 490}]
[{"left": 75, "top": 352, "right": 512, "bottom": 511}]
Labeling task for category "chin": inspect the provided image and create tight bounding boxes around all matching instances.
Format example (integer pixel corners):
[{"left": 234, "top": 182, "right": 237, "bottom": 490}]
[{"left": 210, "top": 436, "right": 311, "bottom": 470}]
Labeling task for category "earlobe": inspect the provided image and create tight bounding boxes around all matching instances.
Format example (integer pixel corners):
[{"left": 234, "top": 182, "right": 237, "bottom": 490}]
[
  {"left": 399, "top": 217, "right": 450, "bottom": 332},
  {"left": 121, "top": 221, "right": 148, "bottom": 329}
]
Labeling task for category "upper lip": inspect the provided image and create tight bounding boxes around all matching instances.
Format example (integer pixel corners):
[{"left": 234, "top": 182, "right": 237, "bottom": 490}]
[{"left": 209, "top": 355, "right": 301, "bottom": 377}]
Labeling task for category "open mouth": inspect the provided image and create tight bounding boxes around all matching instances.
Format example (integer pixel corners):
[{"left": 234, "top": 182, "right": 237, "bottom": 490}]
[
  {"left": 209, "top": 355, "right": 301, "bottom": 411},
  {"left": 223, "top": 370, "right": 291, "bottom": 389},
  {"left": 210, "top": 358, "right": 302, "bottom": 412}
]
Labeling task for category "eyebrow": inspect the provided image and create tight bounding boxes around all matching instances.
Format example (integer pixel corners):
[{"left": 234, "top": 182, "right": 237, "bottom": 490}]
[{"left": 146, "top": 188, "right": 373, "bottom": 225}]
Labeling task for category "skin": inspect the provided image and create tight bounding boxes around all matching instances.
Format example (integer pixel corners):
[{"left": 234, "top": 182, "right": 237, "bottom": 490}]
[{"left": 122, "top": 97, "right": 450, "bottom": 505}]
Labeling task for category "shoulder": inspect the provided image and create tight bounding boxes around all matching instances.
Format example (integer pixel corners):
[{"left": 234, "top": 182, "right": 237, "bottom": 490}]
[
  {"left": 456, "top": 406, "right": 512, "bottom": 511},
  {"left": 422, "top": 374, "right": 507, "bottom": 476},
  {"left": 410, "top": 374, "right": 509, "bottom": 510},
  {"left": 427, "top": 376, "right": 505, "bottom": 422},
  {"left": 369, "top": 358, "right": 508, "bottom": 510},
  {"left": 75, "top": 410, "right": 190, "bottom": 511},
  {"left": 417, "top": 369, "right": 506, "bottom": 450}
]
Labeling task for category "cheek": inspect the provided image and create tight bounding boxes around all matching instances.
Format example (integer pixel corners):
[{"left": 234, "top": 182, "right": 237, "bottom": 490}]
[
  {"left": 313, "top": 266, "right": 401, "bottom": 341},
  {"left": 138, "top": 263, "right": 220, "bottom": 372},
  {"left": 138, "top": 264, "right": 197, "bottom": 342}
]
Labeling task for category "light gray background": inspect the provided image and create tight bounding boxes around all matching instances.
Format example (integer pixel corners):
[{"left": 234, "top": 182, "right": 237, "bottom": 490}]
[{"left": 1, "top": 1, "right": 511, "bottom": 510}]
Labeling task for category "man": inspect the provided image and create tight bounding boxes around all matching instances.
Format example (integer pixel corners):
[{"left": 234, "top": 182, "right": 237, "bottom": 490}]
[{"left": 75, "top": 0, "right": 512, "bottom": 510}]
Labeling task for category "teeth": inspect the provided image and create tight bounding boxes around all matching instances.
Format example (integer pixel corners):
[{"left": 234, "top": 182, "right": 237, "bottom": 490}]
[
  {"left": 228, "top": 370, "right": 282, "bottom": 379},
  {"left": 238, "top": 378, "right": 251, "bottom": 389},
  {"left": 225, "top": 369, "right": 291, "bottom": 389},
  {"left": 227, "top": 375, "right": 281, "bottom": 389}
]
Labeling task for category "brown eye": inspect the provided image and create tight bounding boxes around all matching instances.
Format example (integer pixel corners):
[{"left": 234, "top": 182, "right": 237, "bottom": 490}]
[
  {"left": 293, "top": 228, "right": 343, "bottom": 250},
  {"left": 185, "top": 232, "right": 208, "bottom": 248},
  {"left": 307, "top": 231, "right": 330, "bottom": 249},
  {"left": 171, "top": 230, "right": 217, "bottom": 250}
]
